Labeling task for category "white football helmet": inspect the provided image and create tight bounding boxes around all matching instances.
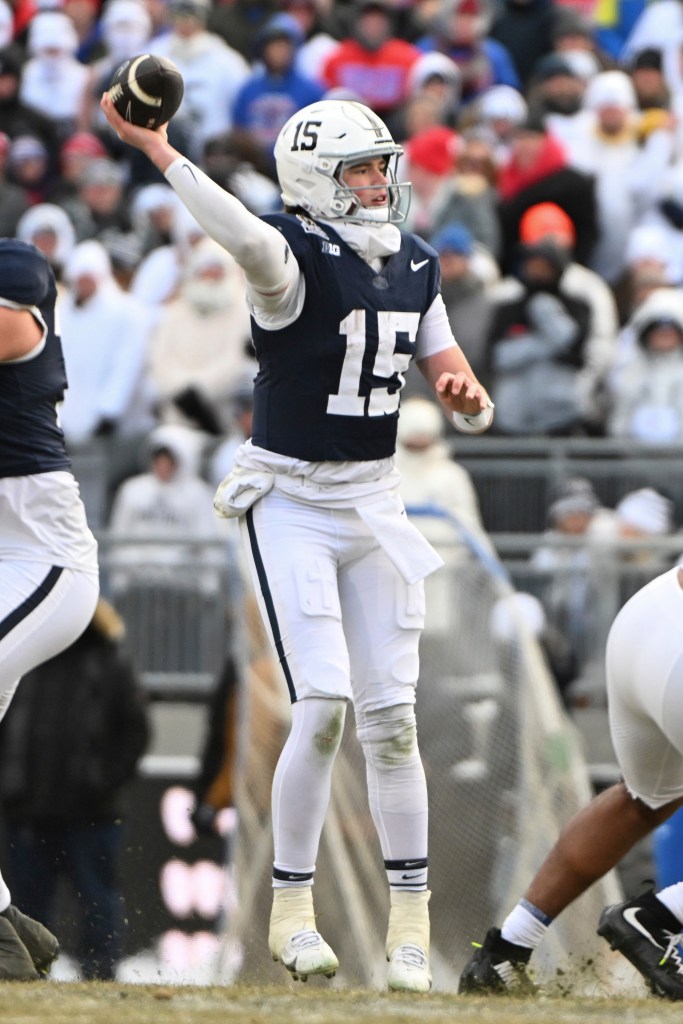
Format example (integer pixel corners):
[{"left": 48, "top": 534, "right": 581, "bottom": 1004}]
[{"left": 274, "top": 100, "right": 411, "bottom": 224}]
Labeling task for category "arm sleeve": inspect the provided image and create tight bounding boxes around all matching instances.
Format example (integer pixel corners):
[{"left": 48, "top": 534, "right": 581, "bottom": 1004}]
[
  {"left": 165, "top": 157, "right": 301, "bottom": 303},
  {"left": 415, "top": 293, "right": 460, "bottom": 360}
]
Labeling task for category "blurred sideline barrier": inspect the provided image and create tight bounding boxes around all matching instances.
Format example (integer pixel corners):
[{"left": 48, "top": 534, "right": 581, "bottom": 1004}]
[{"left": 70, "top": 436, "right": 683, "bottom": 534}]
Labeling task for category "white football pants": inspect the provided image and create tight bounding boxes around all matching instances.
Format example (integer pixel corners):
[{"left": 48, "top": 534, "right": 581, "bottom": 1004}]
[
  {"left": 0, "top": 559, "right": 98, "bottom": 910},
  {"left": 240, "top": 489, "right": 429, "bottom": 881},
  {"left": 607, "top": 565, "right": 683, "bottom": 809},
  {"left": 0, "top": 561, "right": 99, "bottom": 721}
]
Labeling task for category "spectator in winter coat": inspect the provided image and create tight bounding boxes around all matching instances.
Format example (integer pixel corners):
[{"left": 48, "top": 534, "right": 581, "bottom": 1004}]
[
  {"left": 0, "top": 597, "right": 150, "bottom": 980},
  {"left": 146, "top": 236, "right": 254, "bottom": 435},
  {"left": 562, "top": 70, "right": 677, "bottom": 286},
  {"left": 606, "top": 288, "right": 683, "bottom": 444},
  {"left": 489, "top": 0, "right": 557, "bottom": 90},
  {"left": 517, "top": 201, "right": 618, "bottom": 433},
  {"left": 496, "top": 111, "right": 598, "bottom": 273},
  {"left": 416, "top": 0, "right": 519, "bottom": 106},
  {"left": 148, "top": 0, "right": 250, "bottom": 161},
  {"left": 320, "top": 0, "right": 421, "bottom": 131},
  {"left": 485, "top": 238, "right": 592, "bottom": 435},
  {"left": 229, "top": 13, "right": 324, "bottom": 180},
  {"left": 58, "top": 240, "right": 155, "bottom": 446}
]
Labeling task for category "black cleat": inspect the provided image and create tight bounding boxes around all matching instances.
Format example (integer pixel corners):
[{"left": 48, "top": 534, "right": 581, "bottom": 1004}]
[
  {"left": 459, "top": 927, "right": 536, "bottom": 994},
  {"left": 598, "top": 890, "right": 683, "bottom": 1001},
  {"left": 0, "top": 906, "right": 59, "bottom": 975}
]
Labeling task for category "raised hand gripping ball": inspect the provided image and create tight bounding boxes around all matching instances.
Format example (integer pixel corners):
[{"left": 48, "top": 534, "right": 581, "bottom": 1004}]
[{"left": 107, "top": 54, "right": 184, "bottom": 129}]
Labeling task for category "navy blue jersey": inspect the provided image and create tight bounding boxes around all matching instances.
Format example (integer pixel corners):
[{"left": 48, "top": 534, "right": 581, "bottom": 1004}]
[
  {"left": 0, "top": 239, "right": 71, "bottom": 477},
  {"left": 250, "top": 215, "right": 441, "bottom": 462}
]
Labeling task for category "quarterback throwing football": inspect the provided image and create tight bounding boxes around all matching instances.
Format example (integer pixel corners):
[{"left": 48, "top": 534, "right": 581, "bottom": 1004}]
[{"left": 101, "top": 92, "right": 493, "bottom": 992}]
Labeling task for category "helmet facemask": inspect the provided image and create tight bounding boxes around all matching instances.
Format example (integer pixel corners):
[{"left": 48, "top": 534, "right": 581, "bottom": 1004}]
[{"left": 330, "top": 152, "right": 411, "bottom": 224}]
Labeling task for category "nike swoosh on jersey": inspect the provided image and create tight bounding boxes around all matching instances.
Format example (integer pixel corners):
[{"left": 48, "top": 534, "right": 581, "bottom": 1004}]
[
  {"left": 623, "top": 908, "right": 662, "bottom": 947},
  {"left": 410, "top": 259, "right": 429, "bottom": 271}
]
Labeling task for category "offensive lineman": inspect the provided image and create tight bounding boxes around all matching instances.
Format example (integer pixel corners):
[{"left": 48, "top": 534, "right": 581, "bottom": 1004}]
[
  {"left": 0, "top": 239, "right": 99, "bottom": 978},
  {"left": 101, "top": 92, "right": 493, "bottom": 993}
]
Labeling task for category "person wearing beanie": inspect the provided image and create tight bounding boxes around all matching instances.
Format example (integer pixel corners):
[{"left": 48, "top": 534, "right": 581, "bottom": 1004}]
[
  {"left": 19, "top": 11, "right": 89, "bottom": 138},
  {"left": 320, "top": 0, "right": 422, "bottom": 129},
  {"left": 147, "top": 0, "right": 250, "bottom": 162},
  {"left": 560, "top": 70, "right": 677, "bottom": 285},
  {"left": 630, "top": 47, "right": 670, "bottom": 111},
  {"left": 228, "top": 12, "right": 323, "bottom": 180},
  {"left": 403, "top": 126, "right": 501, "bottom": 257},
  {"left": 405, "top": 51, "right": 463, "bottom": 131},
  {"left": 476, "top": 83, "right": 527, "bottom": 166},
  {"left": 485, "top": 227, "right": 597, "bottom": 435},
  {"left": 606, "top": 288, "right": 683, "bottom": 444},
  {"left": 415, "top": 0, "right": 519, "bottom": 106},
  {"left": 518, "top": 200, "right": 618, "bottom": 433},
  {"left": 525, "top": 52, "right": 588, "bottom": 154},
  {"left": 15, "top": 201, "right": 76, "bottom": 281}
]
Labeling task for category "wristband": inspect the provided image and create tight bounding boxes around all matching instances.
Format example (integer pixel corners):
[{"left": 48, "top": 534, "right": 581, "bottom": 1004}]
[{"left": 452, "top": 400, "right": 495, "bottom": 434}]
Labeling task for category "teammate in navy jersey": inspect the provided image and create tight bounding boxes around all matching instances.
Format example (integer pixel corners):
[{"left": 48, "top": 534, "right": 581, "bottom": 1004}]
[
  {"left": 0, "top": 238, "right": 99, "bottom": 979},
  {"left": 101, "top": 93, "right": 493, "bottom": 993}
]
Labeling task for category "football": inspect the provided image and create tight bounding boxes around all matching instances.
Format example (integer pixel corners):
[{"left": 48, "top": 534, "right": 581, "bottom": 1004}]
[{"left": 107, "top": 54, "right": 184, "bottom": 130}]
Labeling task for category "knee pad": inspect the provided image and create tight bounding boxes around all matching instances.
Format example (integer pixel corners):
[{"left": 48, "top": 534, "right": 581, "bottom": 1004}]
[
  {"left": 355, "top": 704, "right": 419, "bottom": 768},
  {"left": 292, "top": 696, "right": 347, "bottom": 761}
]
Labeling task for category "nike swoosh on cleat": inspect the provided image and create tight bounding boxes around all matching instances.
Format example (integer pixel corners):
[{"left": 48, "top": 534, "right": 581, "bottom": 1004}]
[
  {"left": 623, "top": 908, "right": 661, "bottom": 947},
  {"left": 411, "top": 259, "right": 428, "bottom": 271}
]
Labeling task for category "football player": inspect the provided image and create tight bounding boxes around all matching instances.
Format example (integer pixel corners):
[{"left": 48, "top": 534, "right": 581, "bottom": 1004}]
[
  {"left": 101, "top": 93, "right": 493, "bottom": 992},
  {"left": 460, "top": 565, "right": 683, "bottom": 1000},
  {"left": 0, "top": 238, "right": 99, "bottom": 978}
]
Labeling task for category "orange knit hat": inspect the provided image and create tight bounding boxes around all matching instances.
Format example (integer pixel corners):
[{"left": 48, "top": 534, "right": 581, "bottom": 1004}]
[{"left": 519, "top": 202, "right": 576, "bottom": 246}]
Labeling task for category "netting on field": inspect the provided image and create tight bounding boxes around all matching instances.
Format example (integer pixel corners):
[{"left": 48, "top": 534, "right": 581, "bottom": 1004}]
[{"left": 225, "top": 509, "right": 625, "bottom": 992}]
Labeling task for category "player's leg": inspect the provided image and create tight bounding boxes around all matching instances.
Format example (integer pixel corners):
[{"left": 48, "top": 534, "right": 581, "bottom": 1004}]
[
  {"left": 0, "top": 562, "right": 99, "bottom": 978},
  {"left": 461, "top": 566, "right": 683, "bottom": 997},
  {"left": 240, "top": 493, "right": 352, "bottom": 979},
  {"left": 594, "top": 566, "right": 683, "bottom": 1000},
  {"left": 340, "top": 539, "right": 431, "bottom": 992}
]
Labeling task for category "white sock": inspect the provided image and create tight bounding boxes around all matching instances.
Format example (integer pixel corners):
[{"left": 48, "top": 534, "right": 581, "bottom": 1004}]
[
  {"left": 656, "top": 882, "right": 683, "bottom": 924},
  {"left": 501, "top": 900, "right": 551, "bottom": 949},
  {"left": 0, "top": 875, "right": 11, "bottom": 913}
]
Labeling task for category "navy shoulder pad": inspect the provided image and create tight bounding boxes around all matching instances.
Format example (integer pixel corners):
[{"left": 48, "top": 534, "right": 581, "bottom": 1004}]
[{"left": 0, "top": 239, "right": 53, "bottom": 306}]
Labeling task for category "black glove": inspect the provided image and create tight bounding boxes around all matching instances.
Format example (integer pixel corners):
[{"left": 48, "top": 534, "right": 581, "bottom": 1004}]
[
  {"left": 92, "top": 416, "right": 117, "bottom": 437},
  {"left": 173, "top": 386, "right": 222, "bottom": 435},
  {"left": 190, "top": 802, "right": 220, "bottom": 836}
]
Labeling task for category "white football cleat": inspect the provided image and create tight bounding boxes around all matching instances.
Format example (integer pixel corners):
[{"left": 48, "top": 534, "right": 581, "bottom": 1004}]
[
  {"left": 269, "top": 887, "right": 338, "bottom": 982},
  {"left": 387, "top": 942, "right": 432, "bottom": 993},
  {"left": 277, "top": 929, "right": 339, "bottom": 981},
  {"left": 386, "top": 889, "right": 432, "bottom": 993}
]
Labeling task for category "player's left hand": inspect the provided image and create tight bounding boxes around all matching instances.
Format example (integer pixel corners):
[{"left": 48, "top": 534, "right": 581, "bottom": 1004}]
[{"left": 435, "top": 371, "right": 491, "bottom": 416}]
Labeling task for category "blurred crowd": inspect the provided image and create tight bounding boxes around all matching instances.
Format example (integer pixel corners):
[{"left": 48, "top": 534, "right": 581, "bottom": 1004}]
[{"left": 3, "top": 0, "right": 683, "bottom": 471}]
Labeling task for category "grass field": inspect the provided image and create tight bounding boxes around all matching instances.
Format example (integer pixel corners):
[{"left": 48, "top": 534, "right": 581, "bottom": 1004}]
[{"left": 2, "top": 982, "right": 681, "bottom": 1024}]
